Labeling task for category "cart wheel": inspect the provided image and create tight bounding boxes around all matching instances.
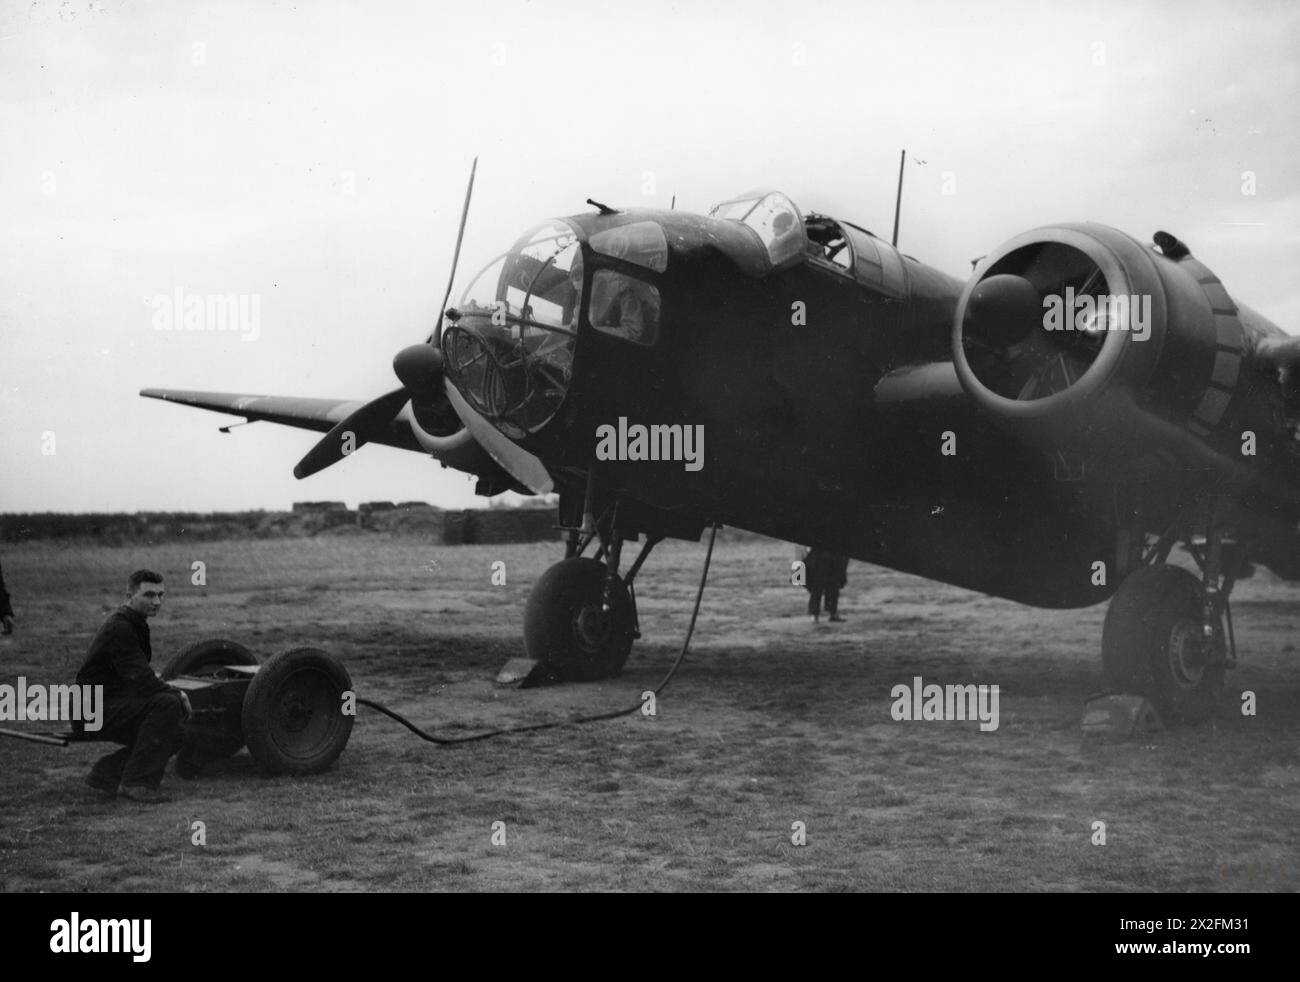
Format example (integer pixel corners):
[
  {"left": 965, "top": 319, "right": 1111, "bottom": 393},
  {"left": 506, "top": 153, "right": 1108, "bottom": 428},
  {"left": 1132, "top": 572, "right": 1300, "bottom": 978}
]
[
  {"left": 162, "top": 638, "right": 259, "bottom": 680},
  {"left": 242, "top": 647, "right": 354, "bottom": 776},
  {"left": 163, "top": 638, "right": 261, "bottom": 766}
]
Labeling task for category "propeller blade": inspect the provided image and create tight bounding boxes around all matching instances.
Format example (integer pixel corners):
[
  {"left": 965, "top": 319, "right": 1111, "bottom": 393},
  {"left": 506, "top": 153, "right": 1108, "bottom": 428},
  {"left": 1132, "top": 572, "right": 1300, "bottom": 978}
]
[
  {"left": 443, "top": 380, "right": 554, "bottom": 494},
  {"left": 293, "top": 387, "right": 411, "bottom": 479},
  {"left": 434, "top": 156, "right": 478, "bottom": 345}
]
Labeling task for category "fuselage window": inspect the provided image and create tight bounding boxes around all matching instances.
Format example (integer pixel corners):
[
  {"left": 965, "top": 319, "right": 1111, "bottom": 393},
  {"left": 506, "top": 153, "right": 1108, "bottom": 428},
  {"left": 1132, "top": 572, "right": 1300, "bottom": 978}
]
[
  {"left": 842, "top": 224, "right": 893, "bottom": 293},
  {"left": 590, "top": 270, "right": 661, "bottom": 346},
  {"left": 590, "top": 222, "right": 669, "bottom": 273}
]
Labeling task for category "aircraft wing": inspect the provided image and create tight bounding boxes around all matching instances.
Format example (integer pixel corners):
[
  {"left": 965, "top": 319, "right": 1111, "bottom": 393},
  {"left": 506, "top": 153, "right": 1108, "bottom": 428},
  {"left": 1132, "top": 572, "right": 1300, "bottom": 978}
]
[{"left": 139, "top": 388, "right": 423, "bottom": 453}]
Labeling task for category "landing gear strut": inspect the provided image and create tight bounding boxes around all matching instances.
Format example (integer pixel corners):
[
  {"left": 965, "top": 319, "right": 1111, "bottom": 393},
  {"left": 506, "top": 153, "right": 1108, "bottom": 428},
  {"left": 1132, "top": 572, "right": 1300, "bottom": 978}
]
[
  {"left": 523, "top": 495, "right": 659, "bottom": 682},
  {"left": 1101, "top": 497, "right": 1245, "bottom": 722}
]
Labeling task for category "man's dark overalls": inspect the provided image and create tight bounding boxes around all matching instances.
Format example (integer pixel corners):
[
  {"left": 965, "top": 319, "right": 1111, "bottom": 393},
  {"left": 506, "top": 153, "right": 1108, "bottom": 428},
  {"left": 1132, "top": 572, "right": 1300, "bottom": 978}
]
[{"left": 75, "top": 606, "right": 186, "bottom": 791}]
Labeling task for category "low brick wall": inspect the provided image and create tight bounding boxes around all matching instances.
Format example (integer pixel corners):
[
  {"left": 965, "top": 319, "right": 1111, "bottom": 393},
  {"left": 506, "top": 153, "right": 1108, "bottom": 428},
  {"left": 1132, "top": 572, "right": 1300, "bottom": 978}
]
[
  {"left": 0, "top": 506, "right": 563, "bottom": 545},
  {"left": 442, "top": 508, "right": 559, "bottom": 544}
]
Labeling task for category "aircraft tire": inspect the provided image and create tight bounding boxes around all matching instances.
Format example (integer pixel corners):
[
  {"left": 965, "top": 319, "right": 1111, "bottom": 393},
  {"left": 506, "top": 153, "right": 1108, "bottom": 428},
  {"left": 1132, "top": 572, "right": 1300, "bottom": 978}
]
[
  {"left": 162, "top": 638, "right": 260, "bottom": 763},
  {"left": 242, "top": 647, "right": 354, "bottom": 775},
  {"left": 523, "top": 558, "right": 634, "bottom": 682},
  {"left": 1101, "top": 564, "right": 1224, "bottom": 722}
]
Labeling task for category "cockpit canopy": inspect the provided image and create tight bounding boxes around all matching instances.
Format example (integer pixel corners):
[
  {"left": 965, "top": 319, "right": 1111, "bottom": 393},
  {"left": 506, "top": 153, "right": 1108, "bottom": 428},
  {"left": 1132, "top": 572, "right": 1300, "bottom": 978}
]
[
  {"left": 708, "top": 190, "right": 806, "bottom": 272},
  {"left": 710, "top": 190, "right": 906, "bottom": 295},
  {"left": 443, "top": 221, "right": 582, "bottom": 439}
]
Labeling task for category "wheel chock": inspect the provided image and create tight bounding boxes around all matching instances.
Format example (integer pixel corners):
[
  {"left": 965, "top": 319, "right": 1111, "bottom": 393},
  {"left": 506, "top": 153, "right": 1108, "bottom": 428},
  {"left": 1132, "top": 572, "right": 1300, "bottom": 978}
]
[
  {"left": 1082, "top": 694, "right": 1163, "bottom": 737},
  {"left": 495, "top": 657, "right": 546, "bottom": 688}
]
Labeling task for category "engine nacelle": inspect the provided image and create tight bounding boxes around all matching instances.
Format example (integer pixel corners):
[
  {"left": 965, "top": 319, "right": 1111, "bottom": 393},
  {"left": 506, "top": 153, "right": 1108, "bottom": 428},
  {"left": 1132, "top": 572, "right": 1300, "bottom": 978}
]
[{"left": 951, "top": 223, "right": 1250, "bottom": 473}]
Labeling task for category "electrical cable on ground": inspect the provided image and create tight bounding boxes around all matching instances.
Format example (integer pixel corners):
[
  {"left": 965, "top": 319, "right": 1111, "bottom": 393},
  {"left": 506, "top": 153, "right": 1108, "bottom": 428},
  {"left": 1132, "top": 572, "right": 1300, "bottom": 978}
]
[{"left": 355, "top": 521, "right": 720, "bottom": 745}]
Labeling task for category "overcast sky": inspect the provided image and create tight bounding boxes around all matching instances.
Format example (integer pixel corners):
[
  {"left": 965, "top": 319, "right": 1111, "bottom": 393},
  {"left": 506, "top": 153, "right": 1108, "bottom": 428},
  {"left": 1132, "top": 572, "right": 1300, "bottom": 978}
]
[{"left": 2, "top": 0, "right": 1297, "bottom": 512}]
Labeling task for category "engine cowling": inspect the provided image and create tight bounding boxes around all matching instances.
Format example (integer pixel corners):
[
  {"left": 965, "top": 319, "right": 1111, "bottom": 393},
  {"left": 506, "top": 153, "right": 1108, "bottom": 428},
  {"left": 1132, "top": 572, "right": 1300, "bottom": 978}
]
[{"left": 951, "top": 224, "right": 1249, "bottom": 474}]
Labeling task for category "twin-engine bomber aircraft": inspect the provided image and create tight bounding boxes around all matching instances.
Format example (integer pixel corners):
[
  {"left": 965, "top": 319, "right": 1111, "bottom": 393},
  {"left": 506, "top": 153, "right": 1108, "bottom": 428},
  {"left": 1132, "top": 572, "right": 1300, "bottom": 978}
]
[{"left": 143, "top": 178, "right": 1300, "bottom": 722}]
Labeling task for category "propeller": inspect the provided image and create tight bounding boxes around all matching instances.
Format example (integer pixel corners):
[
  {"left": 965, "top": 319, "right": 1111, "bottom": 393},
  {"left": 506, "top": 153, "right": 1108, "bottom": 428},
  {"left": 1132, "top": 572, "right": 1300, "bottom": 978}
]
[
  {"left": 293, "top": 159, "right": 478, "bottom": 480},
  {"left": 963, "top": 264, "right": 1107, "bottom": 402},
  {"left": 291, "top": 156, "right": 555, "bottom": 495}
]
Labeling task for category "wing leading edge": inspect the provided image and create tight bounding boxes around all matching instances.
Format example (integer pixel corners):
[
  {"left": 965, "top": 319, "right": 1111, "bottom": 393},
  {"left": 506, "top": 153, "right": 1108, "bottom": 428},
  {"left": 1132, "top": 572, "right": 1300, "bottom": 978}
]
[{"left": 139, "top": 387, "right": 423, "bottom": 453}]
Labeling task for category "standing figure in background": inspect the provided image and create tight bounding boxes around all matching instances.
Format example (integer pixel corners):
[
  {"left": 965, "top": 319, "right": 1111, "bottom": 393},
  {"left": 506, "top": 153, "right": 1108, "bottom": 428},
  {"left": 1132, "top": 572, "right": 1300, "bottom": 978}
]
[
  {"left": 0, "top": 556, "right": 14, "bottom": 634},
  {"left": 804, "top": 547, "right": 849, "bottom": 624}
]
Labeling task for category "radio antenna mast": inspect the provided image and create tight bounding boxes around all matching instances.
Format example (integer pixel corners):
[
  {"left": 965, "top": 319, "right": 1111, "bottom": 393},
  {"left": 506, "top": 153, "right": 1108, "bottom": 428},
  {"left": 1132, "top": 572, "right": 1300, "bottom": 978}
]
[{"left": 891, "top": 149, "right": 906, "bottom": 247}]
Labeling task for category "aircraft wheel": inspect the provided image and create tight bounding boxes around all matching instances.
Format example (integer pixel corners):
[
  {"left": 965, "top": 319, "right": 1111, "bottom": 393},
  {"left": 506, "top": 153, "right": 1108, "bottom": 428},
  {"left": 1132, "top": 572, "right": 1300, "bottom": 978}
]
[
  {"left": 162, "top": 638, "right": 260, "bottom": 764},
  {"left": 1101, "top": 564, "right": 1224, "bottom": 722},
  {"left": 523, "top": 558, "right": 634, "bottom": 681},
  {"left": 242, "top": 647, "right": 354, "bottom": 775}
]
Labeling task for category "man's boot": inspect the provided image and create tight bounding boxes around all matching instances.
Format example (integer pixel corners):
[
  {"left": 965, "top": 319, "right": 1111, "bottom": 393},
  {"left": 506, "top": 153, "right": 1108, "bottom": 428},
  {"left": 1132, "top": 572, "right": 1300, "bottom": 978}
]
[{"left": 117, "top": 784, "right": 172, "bottom": 804}]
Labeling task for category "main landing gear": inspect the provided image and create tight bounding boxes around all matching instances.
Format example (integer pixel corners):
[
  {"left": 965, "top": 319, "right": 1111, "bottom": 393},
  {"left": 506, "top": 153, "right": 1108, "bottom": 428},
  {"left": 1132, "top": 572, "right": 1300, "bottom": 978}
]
[
  {"left": 1101, "top": 497, "right": 1247, "bottom": 722},
  {"left": 523, "top": 492, "right": 662, "bottom": 682}
]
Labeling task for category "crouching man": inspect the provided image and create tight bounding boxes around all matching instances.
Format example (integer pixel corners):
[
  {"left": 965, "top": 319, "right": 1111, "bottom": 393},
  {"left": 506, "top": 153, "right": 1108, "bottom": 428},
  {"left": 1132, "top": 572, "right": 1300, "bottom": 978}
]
[{"left": 76, "top": 569, "right": 191, "bottom": 803}]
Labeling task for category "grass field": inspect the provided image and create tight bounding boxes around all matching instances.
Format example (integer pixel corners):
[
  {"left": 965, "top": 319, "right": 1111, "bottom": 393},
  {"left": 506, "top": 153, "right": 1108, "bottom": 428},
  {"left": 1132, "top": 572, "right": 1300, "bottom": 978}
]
[{"left": 1, "top": 535, "right": 1298, "bottom": 891}]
